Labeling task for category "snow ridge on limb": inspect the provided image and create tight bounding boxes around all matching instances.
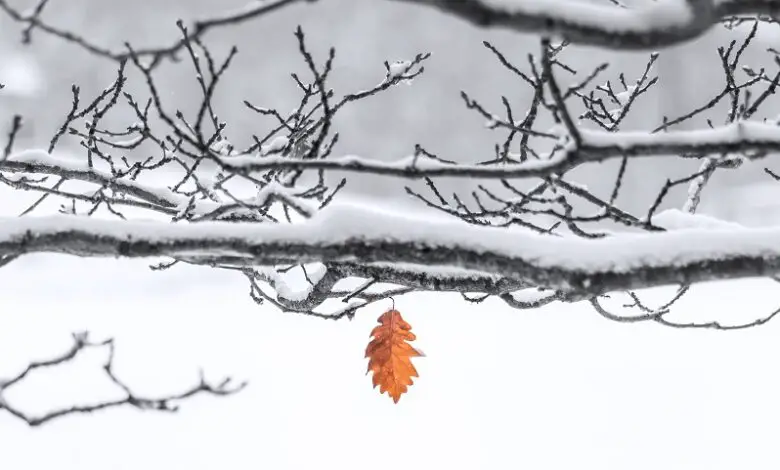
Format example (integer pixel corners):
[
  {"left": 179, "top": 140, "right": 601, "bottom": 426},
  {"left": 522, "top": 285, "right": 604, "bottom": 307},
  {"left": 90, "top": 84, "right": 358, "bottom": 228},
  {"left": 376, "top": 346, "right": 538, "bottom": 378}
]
[
  {"left": 1, "top": 0, "right": 778, "bottom": 329},
  {"left": 8, "top": 121, "right": 780, "bottom": 186},
  {"left": 218, "top": 121, "right": 780, "bottom": 180},
  {"left": 3, "top": 0, "right": 778, "bottom": 57},
  {"left": 392, "top": 0, "right": 778, "bottom": 49},
  {"left": 1, "top": 202, "right": 780, "bottom": 297}
]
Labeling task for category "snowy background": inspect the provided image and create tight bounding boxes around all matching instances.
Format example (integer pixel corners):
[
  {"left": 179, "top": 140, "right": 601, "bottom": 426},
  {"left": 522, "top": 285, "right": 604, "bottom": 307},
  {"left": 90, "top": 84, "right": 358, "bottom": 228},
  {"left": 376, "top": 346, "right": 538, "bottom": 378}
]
[{"left": 3, "top": 1, "right": 780, "bottom": 469}]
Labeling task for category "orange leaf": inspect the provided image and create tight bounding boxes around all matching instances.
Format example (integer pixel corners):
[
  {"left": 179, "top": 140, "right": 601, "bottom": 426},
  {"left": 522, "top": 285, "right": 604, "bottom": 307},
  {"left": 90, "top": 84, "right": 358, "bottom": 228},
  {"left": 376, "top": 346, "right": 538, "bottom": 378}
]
[{"left": 365, "top": 309, "right": 424, "bottom": 403}]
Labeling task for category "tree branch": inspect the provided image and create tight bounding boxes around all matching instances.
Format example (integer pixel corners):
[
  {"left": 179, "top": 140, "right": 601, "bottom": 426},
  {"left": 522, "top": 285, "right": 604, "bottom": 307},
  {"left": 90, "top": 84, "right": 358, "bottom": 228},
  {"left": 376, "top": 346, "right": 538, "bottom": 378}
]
[
  {"left": 210, "top": 121, "right": 780, "bottom": 180},
  {"left": 392, "top": 0, "right": 780, "bottom": 50},
  {"left": 0, "top": 332, "right": 245, "bottom": 427},
  {"left": 0, "top": 208, "right": 778, "bottom": 298}
]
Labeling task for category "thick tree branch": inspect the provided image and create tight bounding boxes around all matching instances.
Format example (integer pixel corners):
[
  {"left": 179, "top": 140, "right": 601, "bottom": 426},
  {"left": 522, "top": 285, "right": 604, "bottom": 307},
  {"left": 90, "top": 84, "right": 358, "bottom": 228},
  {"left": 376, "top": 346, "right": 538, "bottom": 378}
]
[
  {"left": 393, "top": 0, "right": 780, "bottom": 50},
  {"left": 5, "top": 0, "right": 780, "bottom": 62},
  {"left": 0, "top": 208, "right": 778, "bottom": 298},
  {"left": 2, "top": 2, "right": 778, "bottom": 329}
]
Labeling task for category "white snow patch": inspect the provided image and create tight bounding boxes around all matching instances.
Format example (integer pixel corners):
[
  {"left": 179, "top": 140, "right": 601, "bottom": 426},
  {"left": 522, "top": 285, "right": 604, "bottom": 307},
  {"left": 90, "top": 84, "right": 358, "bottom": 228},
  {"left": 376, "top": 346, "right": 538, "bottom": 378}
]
[
  {"left": 261, "top": 136, "right": 289, "bottom": 155},
  {"left": 479, "top": 0, "right": 693, "bottom": 34},
  {"left": 388, "top": 60, "right": 412, "bottom": 79}
]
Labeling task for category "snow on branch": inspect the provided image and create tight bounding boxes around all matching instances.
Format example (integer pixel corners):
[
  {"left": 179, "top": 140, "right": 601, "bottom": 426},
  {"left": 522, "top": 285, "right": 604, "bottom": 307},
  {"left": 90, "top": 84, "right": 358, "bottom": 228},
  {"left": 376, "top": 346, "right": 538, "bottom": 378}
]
[
  {"left": 4, "top": 150, "right": 185, "bottom": 210},
  {"left": 1, "top": 203, "right": 779, "bottom": 298},
  {"left": 11, "top": 118, "right": 779, "bottom": 186},
  {"left": 5, "top": 0, "right": 780, "bottom": 54},
  {"left": 217, "top": 121, "right": 780, "bottom": 179},
  {"left": 2, "top": 9, "right": 780, "bottom": 329},
  {"left": 8, "top": 0, "right": 780, "bottom": 429}
]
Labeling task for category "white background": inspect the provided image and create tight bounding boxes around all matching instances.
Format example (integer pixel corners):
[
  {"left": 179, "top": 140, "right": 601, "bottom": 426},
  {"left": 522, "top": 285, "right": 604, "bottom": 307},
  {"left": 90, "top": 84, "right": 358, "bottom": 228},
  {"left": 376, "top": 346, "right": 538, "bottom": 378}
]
[{"left": 2, "top": 233, "right": 780, "bottom": 469}]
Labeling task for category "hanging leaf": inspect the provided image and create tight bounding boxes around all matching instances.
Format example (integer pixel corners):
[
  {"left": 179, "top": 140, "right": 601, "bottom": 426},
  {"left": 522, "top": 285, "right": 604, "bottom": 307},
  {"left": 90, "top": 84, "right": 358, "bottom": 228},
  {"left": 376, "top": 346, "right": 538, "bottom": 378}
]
[{"left": 365, "top": 308, "right": 424, "bottom": 403}]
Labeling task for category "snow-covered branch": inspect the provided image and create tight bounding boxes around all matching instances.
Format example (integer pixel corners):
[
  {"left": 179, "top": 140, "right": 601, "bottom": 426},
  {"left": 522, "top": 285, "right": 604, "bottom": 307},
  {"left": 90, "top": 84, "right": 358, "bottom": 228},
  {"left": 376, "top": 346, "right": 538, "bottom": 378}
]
[
  {"left": 9, "top": 119, "right": 778, "bottom": 188},
  {"left": 218, "top": 121, "right": 780, "bottom": 179},
  {"left": 394, "top": 0, "right": 780, "bottom": 49},
  {"left": 7, "top": 0, "right": 780, "bottom": 431},
  {"left": 3, "top": 150, "right": 184, "bottom": 210},
  {"left": 1, "top": 204, "right": 779, "bottom": 298},
  {"left": 2, "top": 3, "right": 779, "bottom": 327},
  {"left": 5, "top": 0, "right": 780, "bottom": 55}
]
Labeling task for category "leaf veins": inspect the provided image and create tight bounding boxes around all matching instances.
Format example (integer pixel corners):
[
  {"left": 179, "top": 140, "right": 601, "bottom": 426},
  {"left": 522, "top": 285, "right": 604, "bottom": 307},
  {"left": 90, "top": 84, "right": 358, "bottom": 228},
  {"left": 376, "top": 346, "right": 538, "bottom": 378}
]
[{"left": 365, "top": 308, "right": 424, "bottom": 403}]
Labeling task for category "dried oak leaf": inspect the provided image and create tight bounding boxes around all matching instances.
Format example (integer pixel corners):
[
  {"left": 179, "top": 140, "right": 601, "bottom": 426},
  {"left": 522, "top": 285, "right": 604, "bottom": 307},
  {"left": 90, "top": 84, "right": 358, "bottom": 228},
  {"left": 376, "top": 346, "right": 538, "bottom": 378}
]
[{"left": 365, "top": 309, "right": 424, "bottom": 403}]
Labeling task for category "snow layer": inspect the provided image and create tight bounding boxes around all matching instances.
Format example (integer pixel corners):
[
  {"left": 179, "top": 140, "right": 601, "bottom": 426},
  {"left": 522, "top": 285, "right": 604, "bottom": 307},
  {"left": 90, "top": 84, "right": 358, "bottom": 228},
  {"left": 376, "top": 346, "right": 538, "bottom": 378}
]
[
  {"left": 1, "top": 201, "right": 779, "bottom": 278},
  {"left": 653, "top": 209, "right": 746, "bottom": 231},
  {"left": 479, "top": 0, "right": 693, "bottom": 33},
  {"left": 580, "top": 121, "right": 780, "bottom": 148}
]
